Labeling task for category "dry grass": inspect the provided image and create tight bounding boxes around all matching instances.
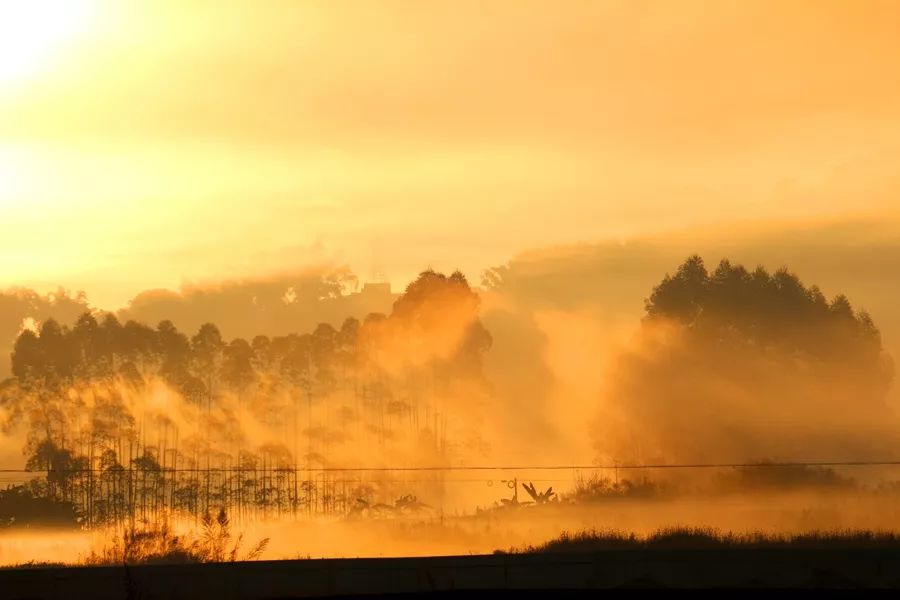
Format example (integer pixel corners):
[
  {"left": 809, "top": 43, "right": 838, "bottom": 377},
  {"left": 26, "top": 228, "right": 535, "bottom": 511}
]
[
  {"left": 82, "top": 508, "right": 269, "bottom": 565},
  {"left": 511, "top": 526, "right": 900, "bottom": 554}
]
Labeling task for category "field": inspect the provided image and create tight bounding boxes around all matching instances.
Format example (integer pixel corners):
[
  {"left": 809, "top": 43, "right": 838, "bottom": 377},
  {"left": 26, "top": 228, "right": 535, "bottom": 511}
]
[
  {"left": 5, "top": 530, "right": 900, "bottom": 598},
  {"left": 6, "top": 486, "right": 900, "bottom": 596}
]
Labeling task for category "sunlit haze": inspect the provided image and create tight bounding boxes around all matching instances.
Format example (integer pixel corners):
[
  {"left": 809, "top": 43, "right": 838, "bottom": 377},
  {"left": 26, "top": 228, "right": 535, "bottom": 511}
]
[
  {"left": 4, "top": 0, "right": 900, "bottom": 581},
  {"left": 1, "top": 1, "right": 899, "bottom": 308}
]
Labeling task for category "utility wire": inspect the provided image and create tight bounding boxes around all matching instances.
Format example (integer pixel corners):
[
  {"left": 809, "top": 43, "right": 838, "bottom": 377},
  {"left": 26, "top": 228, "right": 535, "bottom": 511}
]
[{"left": 3, "top": 460, "right": 900, "bottom": 473}]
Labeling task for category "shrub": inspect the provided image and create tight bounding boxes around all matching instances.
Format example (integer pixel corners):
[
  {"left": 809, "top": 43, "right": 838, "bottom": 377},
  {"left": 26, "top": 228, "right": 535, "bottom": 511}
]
[{"left": 82, "top": 508, "right": 269, "bottom": 565}]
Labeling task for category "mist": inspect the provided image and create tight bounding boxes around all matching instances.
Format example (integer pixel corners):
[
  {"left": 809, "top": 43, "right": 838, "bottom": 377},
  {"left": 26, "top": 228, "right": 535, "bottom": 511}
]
[{"left": 3, "top": 222, "right": 900, "bottom": 564}]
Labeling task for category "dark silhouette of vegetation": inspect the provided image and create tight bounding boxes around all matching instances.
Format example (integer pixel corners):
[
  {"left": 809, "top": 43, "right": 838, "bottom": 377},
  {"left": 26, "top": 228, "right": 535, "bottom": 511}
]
[
  {"left": 597, "top": 255, "right": 896, "bottom": 464},
  {"left": 522, "top": 481, "right": 556, "bottom": 504},
  {"left": 348, "top": 494, "right": 433, "bottom": 519},
  {"left": 117, "top": 268, "right": 391, "bottom": 342},
  {"left": 0, "top": 484, "right": 79, "bottom": 528},
  {"left": 483, "top": 479, "right": 558, "bottom": 510},
  {"left": 0, "top": 271, "right": 395, "bottom": 382},
  {"left": 644, "top": 256, "right": 890, "bottom": 383},
  {"left": 0, "top": 288, "right": 91, "bottom": 380},
  {"left": 566, "top": 474, "right": 666, "bottom": 502},
  {"left": 0, "top": 258, "right": 896, "bottom": 530},
  {"left": 715, "top": 464, "right": 855, "bottom": 493},
  {"left": 83, "top": 508, "right": 269, "bottom": 565},
  {"left": 0, "top": 270, "right": 491, "bottom": 527},
  {"left": 516, "top": 527, "right": 900, "bottom": 554}
]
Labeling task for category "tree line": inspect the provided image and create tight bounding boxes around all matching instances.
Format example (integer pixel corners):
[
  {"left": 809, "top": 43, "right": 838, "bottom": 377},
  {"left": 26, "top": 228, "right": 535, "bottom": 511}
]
[
  {"left": 643, "top": 255, "right": 892, "bottom": 387},
  {"left": 595, "top": 255, "right": 895, "bottom": 465},
  {"left": 0, "top": 270, "right": 491, "bottom": 526},
  {"left": 0, "top": 257, "right": 894, "bottom": 526}
]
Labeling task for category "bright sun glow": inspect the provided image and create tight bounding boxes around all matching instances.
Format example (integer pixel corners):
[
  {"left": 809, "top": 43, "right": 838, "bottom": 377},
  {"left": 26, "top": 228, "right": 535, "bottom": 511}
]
[{"left": 0, "top": 0, "right": 93, "bottom": 89}]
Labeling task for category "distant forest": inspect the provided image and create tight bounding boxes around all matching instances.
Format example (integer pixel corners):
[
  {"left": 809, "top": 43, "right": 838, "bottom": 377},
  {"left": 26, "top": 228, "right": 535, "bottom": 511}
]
[
  {"left": 600, "top": 255, "right": 895, "bottom": 464},
  {"left": 0, "top": 257, "right": 895, "bottom": 527},
  {"left": 0, "top": 270, "right": 490, "bottom": 526},
  {"left": 0, "top": 267, "right": 395, "bottom": 380}
]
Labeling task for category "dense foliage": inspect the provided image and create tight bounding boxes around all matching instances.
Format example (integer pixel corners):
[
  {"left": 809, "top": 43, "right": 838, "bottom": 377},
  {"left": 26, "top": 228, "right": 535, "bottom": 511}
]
[
  {"left": 645, "top": 255, "right": 888, "bottom": 379},
  {"left": 0, "top": 270, "right": 491, "bottom": 526},
  {"left": 596, "top": 255, "right": 895, "bottom": 464}
]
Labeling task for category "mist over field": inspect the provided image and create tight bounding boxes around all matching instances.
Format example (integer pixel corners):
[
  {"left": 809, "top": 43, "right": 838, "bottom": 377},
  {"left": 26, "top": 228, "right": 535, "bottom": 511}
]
[
  {"left": 2, "top": 0, "right": 900, "bottom": 575},
  {"left": 2, "top": 219, "right": 900, "bottom": 564}
]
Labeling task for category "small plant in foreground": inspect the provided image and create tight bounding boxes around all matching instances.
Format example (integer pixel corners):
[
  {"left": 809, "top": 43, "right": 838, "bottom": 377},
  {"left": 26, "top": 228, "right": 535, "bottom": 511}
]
[{"left": 82, "top": 508, "right": 269, "bottom": 565}]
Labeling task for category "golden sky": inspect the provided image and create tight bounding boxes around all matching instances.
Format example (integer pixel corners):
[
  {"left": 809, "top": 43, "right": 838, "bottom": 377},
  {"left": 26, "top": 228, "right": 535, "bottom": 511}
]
[{"left": 1, "top": 0, "right": 900, "bottom": 309}]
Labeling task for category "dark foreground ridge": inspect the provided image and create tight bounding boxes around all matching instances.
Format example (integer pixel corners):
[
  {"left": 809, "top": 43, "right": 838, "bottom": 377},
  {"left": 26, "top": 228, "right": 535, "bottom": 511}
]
[{"left": 4, "top": 547, "right": 900, "bottom": 598}]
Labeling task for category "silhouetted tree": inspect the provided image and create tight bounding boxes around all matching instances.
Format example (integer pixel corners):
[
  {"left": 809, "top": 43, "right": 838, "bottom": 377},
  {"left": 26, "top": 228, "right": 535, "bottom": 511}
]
[
  {"left": 191, "top": 323, "right": 225, "bottom": 409},
  {"left": 644, "top": 256, "right": 889, "bottom": 380},
  {"left": 1, "top": 269, "right": 494, "bottom": 526},
  {"left": 600, "top": 256, "right": 895, "bottom": 465},
  {"left": 222, "top": 338, "right": 255, "bottom": 394},
  {"left": 10, "top": 330, "right": 42, "bottom": 383}
]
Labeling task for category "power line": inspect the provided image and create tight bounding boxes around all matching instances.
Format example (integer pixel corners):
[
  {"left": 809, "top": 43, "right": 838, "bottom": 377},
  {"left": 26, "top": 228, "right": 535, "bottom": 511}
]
[{"left": 4, "top": 460, "right": 900, "bottom": 474}]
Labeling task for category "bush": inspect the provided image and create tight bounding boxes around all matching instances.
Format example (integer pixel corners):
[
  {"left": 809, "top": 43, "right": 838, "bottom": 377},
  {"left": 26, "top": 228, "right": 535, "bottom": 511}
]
[
  {"left": 566, "top": 474, "right": 666, "bottom": 503},
  {"left": 0, "top": 484, "right": 80, "bottom": 528},
  {"left": 715, "top": 464, "right": 855, "bottom": 492},
  {"left": 83, "top": 508, "right": 269, "bottom": 565}
]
